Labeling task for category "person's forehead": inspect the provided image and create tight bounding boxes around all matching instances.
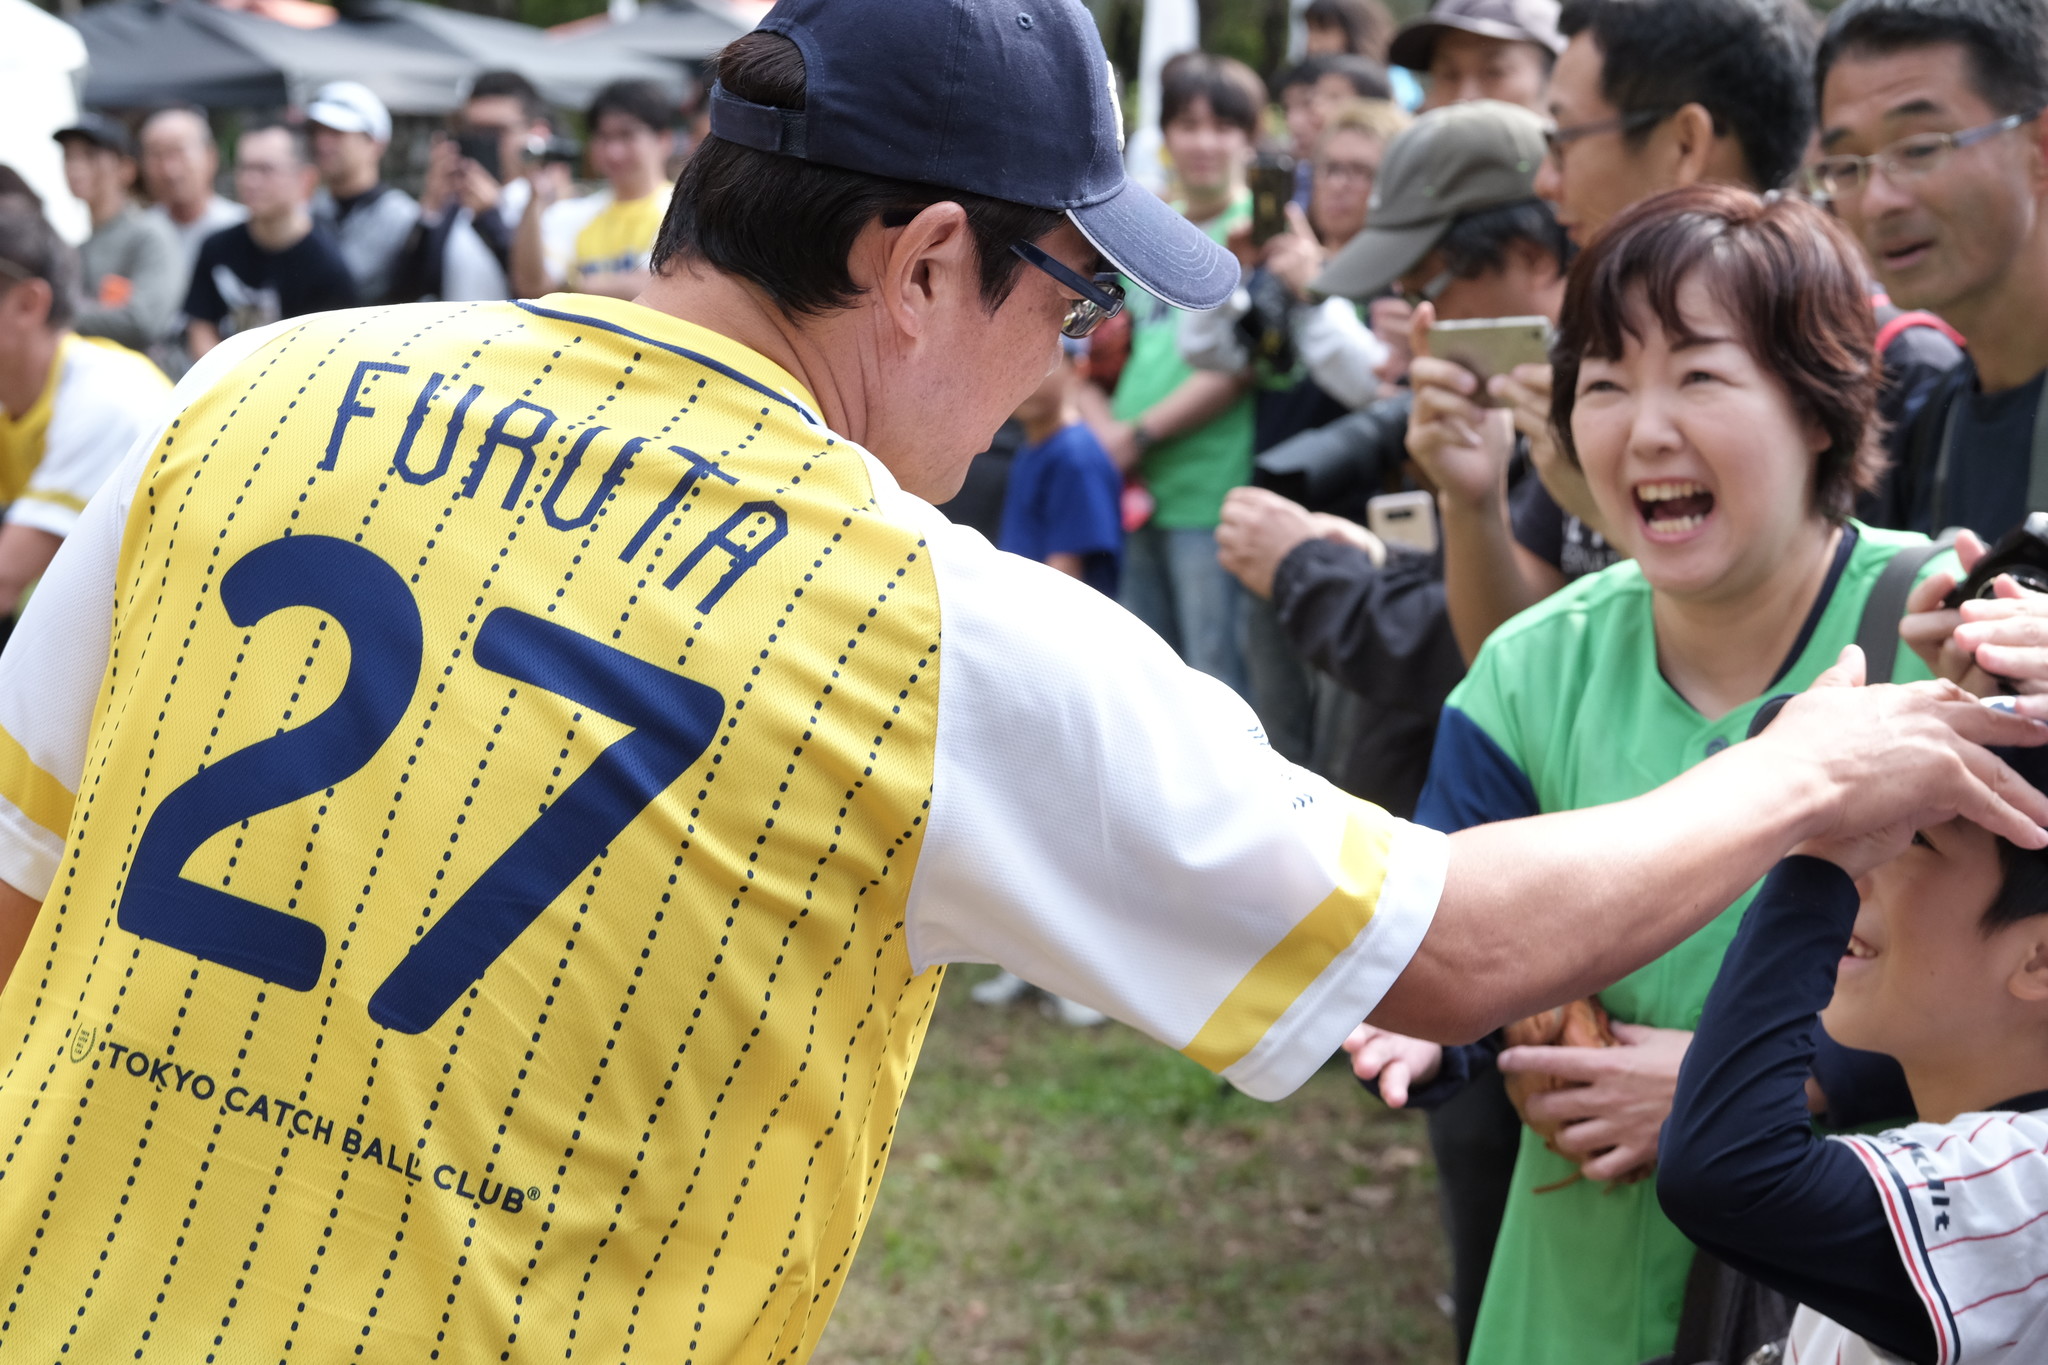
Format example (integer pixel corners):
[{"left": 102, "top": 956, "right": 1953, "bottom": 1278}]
[
  {"left": 142, "top": 112, "right": 207, "bottom": 151},
  {"left": 1319, "top": 127, "right": 1381, "bottom": 158},
  {"left": 466, "top": 95, "right": 526, "bottom": 126},
  {"left": 1548, "top": 33, "right": 1610, "bottom": 116},
  {"left": 593, "top": 111, "right": 657, "bottom": 137},
  {"left": 1820, "top": 42, "right": 1997, "bottom": 146},
  {"left": 1434, "top": 29, "right": 1525, "bottom": 68}
]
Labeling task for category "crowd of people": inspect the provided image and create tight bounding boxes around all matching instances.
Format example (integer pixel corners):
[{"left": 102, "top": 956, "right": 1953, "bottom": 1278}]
[
  {"left": 3, "top": 0, "right": 2048, "bottom": 1360},
  {"left": 970, "top": 0, "right": 2048, "bottom": 1361}
]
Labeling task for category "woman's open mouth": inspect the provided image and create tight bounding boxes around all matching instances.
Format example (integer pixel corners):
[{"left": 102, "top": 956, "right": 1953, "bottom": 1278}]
[{"left": 1633, "top": 480, "right": 1716, "bottom": 538}]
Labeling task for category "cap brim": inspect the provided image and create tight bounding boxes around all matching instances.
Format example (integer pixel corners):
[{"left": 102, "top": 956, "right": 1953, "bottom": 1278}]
[
  {"left": 1069, "top": 178, "right": 1240, "bottom": 312},
  {"left": 1313, "top": 219, "right": 1447, "bottom": 301},
  {"left": 1388, "top": 17, "right": 1562, "bottom": 69}
]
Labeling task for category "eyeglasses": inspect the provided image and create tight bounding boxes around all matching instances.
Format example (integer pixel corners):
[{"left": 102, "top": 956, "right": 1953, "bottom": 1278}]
[
  {"left": 1317, "top": 159, "right": 1378, "bottom": 186},
  {"left": 1398, "top": 268, "right": 1454, "bottom": 308},
  {"left": 1543, "top": 108, "right": 1674, "bottom": 164},
  {"left": 1010, "top": 239, "right": 1126, "bottom": 340},
  {"left": 1804, "top": 110, "right": 2043, "bottom": 201}
]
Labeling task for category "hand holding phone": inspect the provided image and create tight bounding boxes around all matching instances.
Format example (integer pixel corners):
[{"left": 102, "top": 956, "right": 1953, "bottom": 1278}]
[{"left": 1427, "top": 316, "right": 1554, "bottom": 407}]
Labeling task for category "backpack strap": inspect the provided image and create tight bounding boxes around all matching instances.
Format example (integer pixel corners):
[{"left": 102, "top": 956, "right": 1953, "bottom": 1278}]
[
  {"left": 1855, "top": 531, "right": 1960, "bottom": 684},
  {"left": 1874, "top": 308, "right": 1966, "bottom": 355}
]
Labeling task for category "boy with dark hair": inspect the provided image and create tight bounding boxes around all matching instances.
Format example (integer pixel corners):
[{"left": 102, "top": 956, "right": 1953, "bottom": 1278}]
[
  {"left": 511, "top": 78, "right": 675, "bottom": 300},
  {"left": 1814, "top": 0, "right": 2048, "bottom": 543},
  {"left": 1662, "top": 694, "right": 2048, "bottom": 1364},
  {"left": 1108, "top": 51, "right": 1262, "bottom": 694}
]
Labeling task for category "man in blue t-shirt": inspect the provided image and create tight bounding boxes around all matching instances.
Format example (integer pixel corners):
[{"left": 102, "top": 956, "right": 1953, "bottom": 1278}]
[{"left": 998, "top": 337, "right": 1124, "bottom": 597}]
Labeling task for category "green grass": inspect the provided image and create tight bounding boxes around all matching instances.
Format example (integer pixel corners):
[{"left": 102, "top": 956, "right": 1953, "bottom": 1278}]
[{"left": 815, "top": 968, "right": 1455, "bottom": 1365}]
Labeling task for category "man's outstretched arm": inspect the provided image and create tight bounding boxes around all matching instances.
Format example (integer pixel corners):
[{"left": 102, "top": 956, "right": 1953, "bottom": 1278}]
[{"left": 1372, "top": 649, "right": 2048, "bottom": 1043}]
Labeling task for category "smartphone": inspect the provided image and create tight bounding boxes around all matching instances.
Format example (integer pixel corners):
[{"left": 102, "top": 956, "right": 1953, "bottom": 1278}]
[
  {"left": 1429, "top": 316, "right": 1553, "bottom": 406},
  {"left": 454, "top": 129, "right": 503, "bottom": 182},
  {"left": 1367, "top": 489, "right": 1438, "bottom": 555},
  {"left": 1247, "top": 154, "right": 1296, "bottom": 247}
]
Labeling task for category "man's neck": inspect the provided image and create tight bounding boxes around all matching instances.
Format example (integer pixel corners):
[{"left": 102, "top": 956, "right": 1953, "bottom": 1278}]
[
  {"left": 1651, "top": 521, "right": 1842, "bottom": 722},
  {"left": 1021, "top": 397, "right": 1078, "bottom": 446},
  {"left": 329, "top": 169, "right": 379, "bottom": 202},
  {"left": 610, "top": 168, "right": 660, "bottom": 204},
  {"left": 1941, "top": 223, "right": 2048, "bottom": 393},
  {"left": 166, "top": 193, "right": 213, "bottom": 227},
  {"left": 1182, "top": 178, "right": 1242, "bottom": 224},
  {"left": 0, "top": 329, "right": 62, "bottom": 419},
  {"left": 248, "top": 206, "right": 313, "bottom": 253},
  {"left": 89, "top": 194, "right": 130, "bottom": 231}
]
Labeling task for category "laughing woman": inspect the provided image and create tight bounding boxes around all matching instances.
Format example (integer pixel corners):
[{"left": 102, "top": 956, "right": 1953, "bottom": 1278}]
[{"left": 1347, "top": 185, "right": 1945, "bottom": 1365}]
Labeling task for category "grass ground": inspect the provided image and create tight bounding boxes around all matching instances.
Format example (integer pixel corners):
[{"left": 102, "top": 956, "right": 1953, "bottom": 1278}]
[{"left": 815, "top": 967, "right": 1456, "bottom": 1365}]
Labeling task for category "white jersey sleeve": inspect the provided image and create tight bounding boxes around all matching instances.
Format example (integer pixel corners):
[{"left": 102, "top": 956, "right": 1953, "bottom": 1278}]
[
  {"left": 868, "top": 454, "right": 1446, "bottom": 1102},
  {"left": 1795, "top": 1109, "right": 2048, "bottom": 1364},
  {"left": 0, "top": 323, "right": 289, "bottom": 899},
  {"left": 7, "top": 340, "right": 171, "bottom": 540}
]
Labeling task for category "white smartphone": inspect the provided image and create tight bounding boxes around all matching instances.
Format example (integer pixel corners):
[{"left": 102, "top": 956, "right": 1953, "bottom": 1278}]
[
  {"left": 1367, "top": 489, "right": 1438, "bottom": 555},
  {"left": 1428, "top": 315, "right": 1553, "bottom": 406}
]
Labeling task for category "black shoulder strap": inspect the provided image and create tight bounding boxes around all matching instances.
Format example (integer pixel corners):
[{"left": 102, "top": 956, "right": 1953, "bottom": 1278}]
[{"left": 1855, "top": 531, "right": 1959, "bottom": 684}]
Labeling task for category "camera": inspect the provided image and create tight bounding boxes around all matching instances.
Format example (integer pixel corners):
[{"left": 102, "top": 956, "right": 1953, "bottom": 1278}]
[
  {"left": 1251, "top": 393, "right": 1412, "bottom": 523},
  {"left": 1943, "top": 512, "right": 2048, "bottom": 608}
]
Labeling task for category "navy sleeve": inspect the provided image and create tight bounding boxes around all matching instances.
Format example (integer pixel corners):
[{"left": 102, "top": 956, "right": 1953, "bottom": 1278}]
[
  {"left": 1658, "top": 856, "right": 1936, "bottom": 1364},
  {"left": 1269, "top": 541, "right": 1465, "bottom": 713},
  {"left": 1414, "top": 706, "right": 1540, "bottom": 836}
]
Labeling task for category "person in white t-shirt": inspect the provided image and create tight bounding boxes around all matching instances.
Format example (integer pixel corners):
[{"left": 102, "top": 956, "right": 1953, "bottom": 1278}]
[{"left": 0, "top": 198, "right": 168, "bottom": 617}]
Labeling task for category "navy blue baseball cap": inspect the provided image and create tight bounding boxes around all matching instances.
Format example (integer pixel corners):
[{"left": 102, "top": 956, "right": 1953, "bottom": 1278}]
[{"left": 707, "top": 0, "right": 1240, "bottom": 312}]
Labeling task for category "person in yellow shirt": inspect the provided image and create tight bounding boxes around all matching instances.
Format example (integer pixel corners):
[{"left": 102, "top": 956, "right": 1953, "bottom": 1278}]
[
  {"left": 0, "top": 195, "right": 166, "bottom": 622},
  {"left": 511, "top": 79, "right": 675, "bottom": 301}
]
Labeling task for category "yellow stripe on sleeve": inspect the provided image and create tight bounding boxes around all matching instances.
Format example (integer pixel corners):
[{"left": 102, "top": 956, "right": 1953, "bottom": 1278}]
[
  {"left": 0, "top": 724, "right": 74, "bottom": 840},
  {"left": 1180, "top": 812, "right": 1395, "bottom": 1074},
  {"left": 18, "top": 489, "right": 91, "bottom": 514}
]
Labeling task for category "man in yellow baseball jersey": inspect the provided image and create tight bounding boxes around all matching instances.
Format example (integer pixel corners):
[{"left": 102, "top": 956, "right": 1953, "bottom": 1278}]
[{"left": 0, "top": 2, "right": 2043, "bottom": 1362}]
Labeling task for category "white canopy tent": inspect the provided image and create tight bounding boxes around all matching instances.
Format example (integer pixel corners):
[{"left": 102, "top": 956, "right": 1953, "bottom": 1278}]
[{"left": 0, "top": 0, "right": 92, "bottom": 243}]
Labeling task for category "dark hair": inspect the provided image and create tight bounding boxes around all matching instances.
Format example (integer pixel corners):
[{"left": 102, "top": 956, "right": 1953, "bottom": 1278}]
[
  {"left": 1274, "top": 51, "right": 1393, "bottom": 102},
  {"left": 651, "top": 31, "right": 1063, "bottom": 317},
  {"left": 1305, "top": 0, "right": 1397, "bottom": 60},
  {"left": 1437, "top": 197, "right": 1574, "bottom": 280},
  {"left": 1988, "top": 838, "right": 2048, "bottom": 931},
  {"left": 588, "top": 79, "right": 674, "bottom": 134},
  {"left": 240, "top": 119, "right": 310, "bottom": 166},
  {"left": 0, "top": 165, "right": 40, "bottom": 209},
  {"left": 1559, "top": 0, "right": 1817, "bottom": 191},
  {"left": 470, "top": 70, "right": 547, "bottom": 126},
  {"left": 1550, "top": 185, "right": 1885, "bottom": 520},
  {"left": 1160, "top": 52, "right": 1267, "bottom": 136},
  {"left": 1817, "top": 0, "right": 2048, "bottom": 119},
  {"left": 0, "top": 196, "right": 80, "bottom": 329}
]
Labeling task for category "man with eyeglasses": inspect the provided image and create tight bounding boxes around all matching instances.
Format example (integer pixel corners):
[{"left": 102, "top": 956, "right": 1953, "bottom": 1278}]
[
  {"left": 1816, "top": 0, "right": 2048, "bottom": 547},
  {"left": 3, "top": 2, "right": 2048, "bottom": 1360}
]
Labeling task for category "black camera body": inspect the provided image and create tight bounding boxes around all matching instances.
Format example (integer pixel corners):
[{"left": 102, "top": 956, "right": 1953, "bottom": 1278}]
[
  {"left": 1250, "top": 393, "right": 1412, "bottom": 523},
  {"left": 1943, "top": 512, "right": 2048, "bottom": 608}
]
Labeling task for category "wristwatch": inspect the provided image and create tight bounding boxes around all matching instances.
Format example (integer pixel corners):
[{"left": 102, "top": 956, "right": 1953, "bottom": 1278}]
[{"left": 1131, "top": 422, "right": 1158, "bottom": 457}]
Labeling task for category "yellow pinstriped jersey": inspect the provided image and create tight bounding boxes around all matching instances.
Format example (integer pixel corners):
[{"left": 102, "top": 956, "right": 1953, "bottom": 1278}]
[{"left": 0, "top": 296, "right": 1447, "bottom": 1362}]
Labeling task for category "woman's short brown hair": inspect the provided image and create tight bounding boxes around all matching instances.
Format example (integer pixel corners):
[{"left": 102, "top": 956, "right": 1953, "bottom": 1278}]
[{"left": 1550, "top": 184, "right": 1885, "bottom": 522}]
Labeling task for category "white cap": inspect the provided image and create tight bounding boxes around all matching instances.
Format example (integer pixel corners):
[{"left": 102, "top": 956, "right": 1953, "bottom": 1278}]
[{"left": 306, "top": 81, "right": 392, "bottom": 143}]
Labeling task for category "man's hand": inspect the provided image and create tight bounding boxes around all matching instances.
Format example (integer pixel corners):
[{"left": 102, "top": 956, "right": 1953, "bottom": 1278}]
[
  {"left": 1343, "top": 1022, "right": 1444, "bottom": 1109},
  {"left": 1217, "top": 486, "right": 1320, "bottom": 599},
  {"left": 1765, "top": 645, "right": 2048, "bottom": 850},
  {"left": 1951, "top": 583, "right": 2048, "bottom": 696},
  {"left": 1310, "top": 512, "right": 1386, "bottom": 565},
  {"left": 421, "top": 137, "right": 461, "bottom": 217},
  {"left": 1263, "top": 204, "right": 1326, "bottom": 300},
  {"left": 1405, "top": 304, "right": 1516, "bottom": 511},
  {"left": 454, "top": 158, "right": 504, "bottom": 217},
  {"left": 1492, "top": 362, "right": 1609, "bottom": 538},
  {"left": 1900, "top": 530, "right": 1996, "bottom": 690},
  {"left": 1499, "top": 1024, "right": 1690, "bottom": 1182},
  {"left": 1370, "top": 297, "right": 1413, "bottom": 389}
]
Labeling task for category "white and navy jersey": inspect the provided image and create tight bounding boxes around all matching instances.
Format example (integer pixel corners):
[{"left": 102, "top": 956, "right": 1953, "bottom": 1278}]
[
  {"left": 1794, "top": 1112, "right": 2048, "bottom": 1364},
  {"left": 0, "top": 296, "right": 1444, "bottom": 1362}
]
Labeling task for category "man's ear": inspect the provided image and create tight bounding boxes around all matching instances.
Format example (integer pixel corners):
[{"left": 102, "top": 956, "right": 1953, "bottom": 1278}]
[
  {"left": 1, "top": 278, "right": 54, "bottom": 330},
  {"left": 869, "top": 201, "right": 974, "bottom": 343},
  {"left": 2007, "top": 933, "right": 2048, "bottom": 1005},
  {"left": 1666, "top": 103, "right": 1725, "bottom": 188}
]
